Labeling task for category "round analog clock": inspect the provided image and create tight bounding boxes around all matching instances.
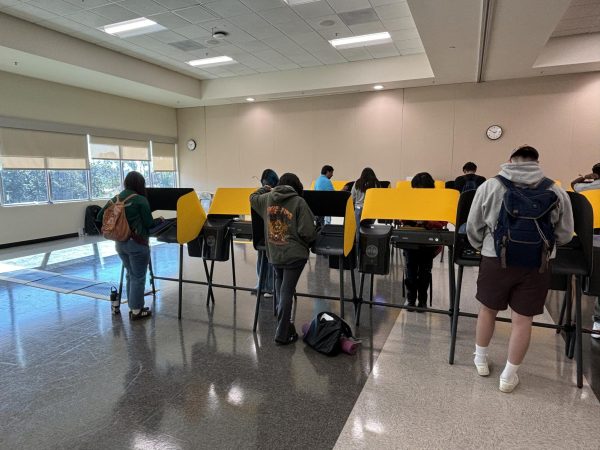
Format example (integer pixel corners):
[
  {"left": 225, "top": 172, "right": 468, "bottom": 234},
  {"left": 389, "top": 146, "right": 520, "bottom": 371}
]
[
  {"left": 486, "top": 125, "right": 503, "bottom": 140},
  {"left": 187, "top": 139, "right": 197, "bottom": 151}
]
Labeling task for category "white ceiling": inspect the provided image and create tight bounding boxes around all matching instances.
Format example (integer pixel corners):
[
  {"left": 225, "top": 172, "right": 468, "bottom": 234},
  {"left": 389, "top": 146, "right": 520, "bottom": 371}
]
[
  {"left": 0, "top": 0, "right": 424, "bottom": 80},
  {"left": 0, "top": 0, "right": 600, "bottom": 107}
]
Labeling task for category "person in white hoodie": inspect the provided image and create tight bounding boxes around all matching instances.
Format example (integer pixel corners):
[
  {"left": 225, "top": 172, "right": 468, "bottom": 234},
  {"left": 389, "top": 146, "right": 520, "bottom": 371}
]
[{"left": 467, "top": 145, "right": 574, "bottom": 393}]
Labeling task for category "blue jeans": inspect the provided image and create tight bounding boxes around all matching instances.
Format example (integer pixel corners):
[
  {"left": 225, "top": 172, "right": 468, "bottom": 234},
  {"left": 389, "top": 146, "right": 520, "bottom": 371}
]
[
  {"left": 255, "top": 250, "right": 274, "bottom": 292},
  {"left": 116, "top": 240, "right": 150, "bottom": 310}
]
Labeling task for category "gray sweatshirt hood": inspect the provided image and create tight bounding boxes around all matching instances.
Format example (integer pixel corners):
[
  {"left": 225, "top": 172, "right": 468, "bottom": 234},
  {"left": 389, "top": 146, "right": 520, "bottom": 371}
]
[
  {"left": 270, "top": 185, "right": 299, "bottom": 202},
  {"left": 498, "top": 162, "right": 544, "bottom": 186}
]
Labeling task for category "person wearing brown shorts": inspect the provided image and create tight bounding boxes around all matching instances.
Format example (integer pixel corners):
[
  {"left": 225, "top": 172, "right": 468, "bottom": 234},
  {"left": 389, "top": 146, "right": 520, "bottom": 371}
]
[{"left": 466, "top": 146, "right": 574, "bottom": 393}]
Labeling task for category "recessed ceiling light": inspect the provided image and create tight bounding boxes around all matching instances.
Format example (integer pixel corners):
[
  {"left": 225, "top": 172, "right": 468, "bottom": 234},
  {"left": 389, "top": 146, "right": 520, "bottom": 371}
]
[
  {"left": 373, "top": 85, "right": 384, "bottom": 90},
  {"left": 283, "top": 0, "right": 321, "bottom": 5},
  {"left": 187, "top": 56, "right": 235, "bottom": 67},
  {"left": 329, "top": 32, "right": 392, "bottom": 49},
  {"left": 101, "top": 17, "right": 165, "bottom": 38},
  {"left": 246, "top": 97, "right": 255, "bottom": 102}
]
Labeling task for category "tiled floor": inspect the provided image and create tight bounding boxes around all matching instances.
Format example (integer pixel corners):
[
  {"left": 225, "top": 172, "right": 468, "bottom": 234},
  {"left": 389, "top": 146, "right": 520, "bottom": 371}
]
[{"left": 0, "top": 237, "right": 599, "bottom": 449}]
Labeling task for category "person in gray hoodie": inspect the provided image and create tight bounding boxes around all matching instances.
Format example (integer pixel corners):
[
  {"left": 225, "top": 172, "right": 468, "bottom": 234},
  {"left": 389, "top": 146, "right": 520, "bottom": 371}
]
[
  {"left": 250, "top": 173, "right": 317, "bottom": 345},
  {"left": 467, "top": 145, "right": 574, "bottom": 393}
]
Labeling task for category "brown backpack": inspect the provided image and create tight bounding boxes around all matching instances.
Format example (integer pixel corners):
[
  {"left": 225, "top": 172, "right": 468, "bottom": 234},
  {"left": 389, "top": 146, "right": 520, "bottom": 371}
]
[{"left": 101, "top": 193, "right": 137, "bottom": 241}]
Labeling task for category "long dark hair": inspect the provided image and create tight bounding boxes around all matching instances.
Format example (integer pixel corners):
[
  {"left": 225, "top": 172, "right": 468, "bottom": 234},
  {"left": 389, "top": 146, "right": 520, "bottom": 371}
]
[
  {"left": 124, "top": 171, "right": 147, "bottom": 196},
  {"left": 411, "top": 172, "right": 435, "bottom": 188},
  {"left": 355, "top": 167, "right": 379, "bottom": 193},
  {"left": 278, "top": 172, "right": 303, "bottom": 196},
  {"left": 260, "top": 169, "right": 279, "bottom": 187}
]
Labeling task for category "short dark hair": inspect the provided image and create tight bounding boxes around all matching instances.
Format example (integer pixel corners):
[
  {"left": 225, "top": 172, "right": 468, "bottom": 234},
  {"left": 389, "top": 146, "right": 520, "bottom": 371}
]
[
  {"left": 260, "top": 169, "right": 279, "bottom": 188},
  {"left": 278, "top": 172, "right": 303, "bottom": 196},
  {"left": 510, "top": 145, "right": 539, "bottom": 162},
  {"left": 463, "top": 162, "right": 477, "bottom": 172},
  {"left": 321, "top": 165, "right": 334, "bottom": 175},
  {"left": 592, "top": 163, "right": 600, "bottom": 176},
  {"left": 124, "top": 171, "right": 147, "bottom": 196},
  {"left": 411, "top": 172, "right": 435, "bottom": 188}
]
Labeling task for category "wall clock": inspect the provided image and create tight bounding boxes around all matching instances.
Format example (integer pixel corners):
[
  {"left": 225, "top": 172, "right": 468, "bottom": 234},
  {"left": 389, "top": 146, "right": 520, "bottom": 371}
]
[
  {"left": 486, "top": 125, "right": 503, "bottom": 140},
  {"left": 187, "top": 139, "right": 197, "bottom": 151}
]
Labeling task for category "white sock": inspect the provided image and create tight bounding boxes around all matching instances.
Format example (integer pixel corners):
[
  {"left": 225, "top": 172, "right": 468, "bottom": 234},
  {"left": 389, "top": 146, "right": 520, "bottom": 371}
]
[
  {"left": 131, "top": 308, "right": 141, "bottom": 314},
  {"left": 500, "top": 361, "right": 520, "bottom": 381},
  {"left": 474, "top": 344, "right": 489, "bottom": 364}
]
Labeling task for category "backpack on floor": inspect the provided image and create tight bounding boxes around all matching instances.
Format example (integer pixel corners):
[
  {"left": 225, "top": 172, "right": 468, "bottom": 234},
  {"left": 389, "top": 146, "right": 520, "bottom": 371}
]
[
  {"left": 303, "top": 311, "right": 353, "bottom": 356},
  {"left": 493, "top": 175, "right": 558, "bottom": 270},
  {"left": 84, "top": 205, "right": 102, "bottom": 235},
  {"left": 101, "top": 194, "right": 137, "bottom": 241}
]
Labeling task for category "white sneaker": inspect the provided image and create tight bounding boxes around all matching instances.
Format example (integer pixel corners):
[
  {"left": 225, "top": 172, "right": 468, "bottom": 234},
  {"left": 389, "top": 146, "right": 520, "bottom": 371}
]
[
  {"left": 263, "top": 292, "right": 273, "bottom": 298},
  {"left": 499, "top": 374, "right": 519, "bottom": 393},
  {"left": 592, "top": 321, "right": 600, "bottom": 340},
  {"left": 473, "top": 355, "right": 490, "bottom": 377}
]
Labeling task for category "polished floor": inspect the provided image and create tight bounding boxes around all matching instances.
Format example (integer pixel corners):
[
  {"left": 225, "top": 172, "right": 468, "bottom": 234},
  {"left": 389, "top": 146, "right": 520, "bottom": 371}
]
[{"left": 0, "top": 238, "right": 599, "bottom": 449}]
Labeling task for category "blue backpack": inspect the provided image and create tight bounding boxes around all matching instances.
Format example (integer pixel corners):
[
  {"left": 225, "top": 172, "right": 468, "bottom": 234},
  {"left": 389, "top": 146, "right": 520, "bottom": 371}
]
[{"left": 493, "top": 176, "right": 558, "bottom": 270}]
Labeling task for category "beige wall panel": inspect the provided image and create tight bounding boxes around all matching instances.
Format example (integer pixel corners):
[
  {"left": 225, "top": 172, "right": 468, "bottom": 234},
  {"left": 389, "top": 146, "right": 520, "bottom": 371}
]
[
  {"left": 177, "top": 107, "right": 207, "bottom": 191},
  {"left": 569, "top": 74, "right": 600, "bottom": 181},
  {"left": 237, "top": 103, "right": 276, "bottom": 186},
  {"left": 401, "top": 84, "right": 455, "bottom": 180}
]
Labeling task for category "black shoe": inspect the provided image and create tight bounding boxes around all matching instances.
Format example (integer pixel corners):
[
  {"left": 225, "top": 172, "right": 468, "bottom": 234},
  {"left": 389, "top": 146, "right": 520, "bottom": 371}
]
[
  {"left": 275, "top": 332, "right": 298, "bottom": 345},
  {"left": 405, "top": 300, "right": 416, "bottom": 312},
  {"left": 416, "top": 301, "right": 427, "bottom": 313},
  {"left": 129, "top": 309, "right": 152, "bottom": 321}
]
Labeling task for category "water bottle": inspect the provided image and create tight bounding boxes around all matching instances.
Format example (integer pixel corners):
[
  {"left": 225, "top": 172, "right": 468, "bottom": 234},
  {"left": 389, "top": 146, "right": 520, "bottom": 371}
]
[{"left": 110, "top": 287, "right": 120, "bottom": 315}]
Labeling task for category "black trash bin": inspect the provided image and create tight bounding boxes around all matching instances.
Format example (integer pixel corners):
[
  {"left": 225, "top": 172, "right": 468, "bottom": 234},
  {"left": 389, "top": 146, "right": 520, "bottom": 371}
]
[
  {"left": 202, "top": 218, "right": 233, "bottom": 261},
  {"left": 359, "top": 224, "right": 392, "bottom": 275},
  {"left": 187, "top": 234, "right": 204, "bottom": 257}
]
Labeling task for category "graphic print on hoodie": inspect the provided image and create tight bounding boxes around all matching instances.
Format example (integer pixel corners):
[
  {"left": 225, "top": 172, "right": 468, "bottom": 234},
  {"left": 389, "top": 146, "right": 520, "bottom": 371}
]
[{"left": 267, "top": 205, "right": 293, "bottom": 245}]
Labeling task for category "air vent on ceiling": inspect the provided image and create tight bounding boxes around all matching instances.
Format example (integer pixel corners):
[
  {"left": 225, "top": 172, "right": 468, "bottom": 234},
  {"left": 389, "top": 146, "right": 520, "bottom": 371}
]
[
  {"left": 169, "top": 40, "right": 205, "bottom": 51},
  {"left": 339, "top": 8, "right": 379, "bottom": 26}
]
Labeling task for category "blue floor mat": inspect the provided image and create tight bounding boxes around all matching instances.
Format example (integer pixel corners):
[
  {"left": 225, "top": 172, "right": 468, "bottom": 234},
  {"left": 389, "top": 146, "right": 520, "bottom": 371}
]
[
  {"left": 0, "top": 268, "right": 60, "bottom": 284},
  {"left": 72, "top": 282, "right": 122, "bottom": 301},
  {"left": 27, "top": 275, "right": 102, "bottom": 294}
]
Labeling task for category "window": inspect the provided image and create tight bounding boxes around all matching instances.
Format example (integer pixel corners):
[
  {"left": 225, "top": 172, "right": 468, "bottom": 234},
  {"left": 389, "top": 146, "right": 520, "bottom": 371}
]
[
  {"left": 122, "top": 160, "right": 150, "bottom": 180},
  {"left": 0, "top": 169, "right": 48, "bottom": 204},
  {"left": 90, "top": 159, "right": 121, "bottom": 199},
  {"left": 153, "top": 171, "right": 176, "bottom": 188},
  {"left": 47, "top": 157, "right": 89, "bottom": 202},
  {"left": 151, "top": 143, "right": 177, "bottom": 188}
]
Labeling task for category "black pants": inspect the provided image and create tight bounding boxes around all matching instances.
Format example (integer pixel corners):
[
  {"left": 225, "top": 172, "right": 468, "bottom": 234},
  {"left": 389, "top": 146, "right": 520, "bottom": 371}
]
[
  {"left": 404, "top": 248, "right": 437, "bottom": 305},
  {"left": 274, "top": 260, "right": 306, "bottom": 342}
]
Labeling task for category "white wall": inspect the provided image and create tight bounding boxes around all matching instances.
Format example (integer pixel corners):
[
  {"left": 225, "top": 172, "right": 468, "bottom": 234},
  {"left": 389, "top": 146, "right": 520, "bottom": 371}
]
[
  {"left": 177, "top": 72, "right": 600, "bottom": 191},
  {"left": 0, "top": 71, "right": 177, "bottom": 245}
]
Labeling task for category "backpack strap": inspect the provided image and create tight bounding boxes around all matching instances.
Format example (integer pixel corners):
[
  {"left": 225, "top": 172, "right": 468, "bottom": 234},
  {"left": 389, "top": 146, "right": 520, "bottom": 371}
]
[
  {"left": 495, "top": 175, "right": 513, "bottom": 190},
  {"left": 119, "top": 193, "right": 138, "bottom": 205},
  {"left": 537, "top": 177, "right": 554, "bottom": 190}
]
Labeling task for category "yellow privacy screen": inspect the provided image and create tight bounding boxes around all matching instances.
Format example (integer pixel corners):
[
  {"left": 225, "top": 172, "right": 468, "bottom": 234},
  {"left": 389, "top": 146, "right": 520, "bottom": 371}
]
[
  {"left": 361, "top": 188, "right": 459, "bottom": 224},
  {"left": 581, "top": 189, "right": 600, "bottom": 228},
  {"left": 176, "top": 191, "right": 206, "bottom": 244},
  {"left": 208, "top": 187, "right": 255, "bottom": 216}
]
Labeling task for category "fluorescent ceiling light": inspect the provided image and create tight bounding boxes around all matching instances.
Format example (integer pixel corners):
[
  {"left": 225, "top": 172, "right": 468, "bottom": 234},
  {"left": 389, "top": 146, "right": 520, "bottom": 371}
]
[
  {"left": 187, "top": 56, "right": 235, "bottom": 67},
  {"left": 373, "top": 85, "right": 384, "bottom": 90},
  {"left": 246, "top": 97, "right": 255, "bottom": 102},
  {"left": 283, "top": 0, "right": 321, "bottom": 5},
  {"left": 329, "top": 32, "right": 392, "bottom": 49},
  {"left": 101, "top": 17, "right": 165, "bottom": 38}
]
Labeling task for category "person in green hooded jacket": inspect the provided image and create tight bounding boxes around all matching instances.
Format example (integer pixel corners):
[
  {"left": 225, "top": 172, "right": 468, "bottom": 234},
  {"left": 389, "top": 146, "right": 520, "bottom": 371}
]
[{"left": 250, "top": 172, "right": 317, "bottom": 344}]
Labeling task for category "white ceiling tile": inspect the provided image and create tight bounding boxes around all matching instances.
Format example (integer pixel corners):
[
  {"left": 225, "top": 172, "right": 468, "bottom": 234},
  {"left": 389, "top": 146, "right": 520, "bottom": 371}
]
[
  {"left": 119, "top": 0, "right": 168, "bottom": 16},
  {"left": 153, "top": 0, "right": 198, "bottom": 9},
  {"left": 292, "top": 1, "right": 335, "bottom": 19},
  {"left": 259, "top": 6, "right": 300, "bottom": 25},
  {"left": 239, "top": 0, "right": 282, "bottom": 12},
  {"left": 317, "top": 26, "right": 353, "bottom": 40},
  {"left": 375, "top": 2, "right": 410, "bottom": 20},
  {"left": 66, "top": 10, "right": 114, "bottom": 27},
  {"left": 0, "top": 0, "right": 21, "bottom": 6},
  {"left": 148, "top": 11, "right": 193, "bottom": 28},
  {"left": 394, "top": 37, "right": 422, "bottom": 50},
  {"left": 62, "top": 0, "right": 112, "bottom": 9},
  {"left": 228, "top": 13, "right": 283, "bottom": 39},
  {"left": 337, "top": 46, "right": 371, "bottom": 61},
  {"left": 91, "top": 4, "right": 140, "bottom": 21},
  {"left": 235, "top": 39, "right": 272, "bottom": 52},
  {"left": 173, "top": 5, "right": 219, "bottom": 24},
  {"left": 287, "top": 30, "right": 327, "bottom": 45},
  {"left": 368, "top": 0, "right": 403, "bottom": 6},
  {"left": 305, "top": 14, "right": 344, "bottom": 30},
  {"left": 28, "top": 0, "right": 83, "bottom": 16},
  {"left": 172, "top": 24, "right": 212, "bottom": 39},
  {"left": 348, "top": 20, "right": 385, "bottom": 34},
  {"left": 275, "top": 19, "right": 314, "bottom": 35},
  {"left": 2, "top": 3, "right": 57, "bottom": 22},
  {"left": 400, "top": 47, "right": 424, "bottom": 55},
  {"left": 262, "top": 34, "right": 302, "bottom": 52},
  {"left": 389, "top": 28, "right": 419, "bottom": 41},
  {"left": 151, "top": 29, "right": 186, "bottom": 43},
  {"left": 310, "top": 49, "right": 346, "bottom": 64},
  {"left": 207, "top": 43, "right": 248, "bottom": 56},
  {"left": 327, "top": 0, "right": 371, "bottom": 14},
  {"left": 366, "top": 41, "right": 398, "bottom": 58},
  {"left": 204, "top": 0, "right": 253, "bottom": 18},
  {"left": 381, "top": 15, "right": 414, "bottom": 30}
]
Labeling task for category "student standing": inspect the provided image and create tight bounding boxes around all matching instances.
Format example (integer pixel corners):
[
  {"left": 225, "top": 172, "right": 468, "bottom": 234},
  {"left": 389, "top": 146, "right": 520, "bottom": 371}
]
[
  {"left": 250, "top": 173, "right": 317, "bottom": 344},
  {"left": 467, "top": 146, "right": 573, "bottom": 392},
  {"left": 97, "top": 171, "right": 155, "bottom": 320},
  {"left": 454, "top": 162, "right": 486, "bottom": 193},
  {"left": 571, "top": 163, "right": 600, "bottom": 339},
  {"left": 402, "top": 172, "right": 445, "bottom": 310},
  {"left": 314, "top": 165, "right": 334, "bottom": 227},
  {"left": 351, "top": 167, "right": 380, "bottom": 228}
]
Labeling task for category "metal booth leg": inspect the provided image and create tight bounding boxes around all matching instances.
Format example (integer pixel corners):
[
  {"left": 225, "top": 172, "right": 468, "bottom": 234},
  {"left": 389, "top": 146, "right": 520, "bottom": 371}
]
[
  {"left": 118, "top": 264, "right": 125, "bottom": 300},
  {"left": 449, "top": 265, "right": 463, "bottom": 364},
  {"left": 206, "top": 261, "right": 216, "bottom": 307},
  {"left": 556, "top": 290, "right": 568, "bottom": 334},
  {"left": 148, "top": 256, "right": 156, "bottom": 296},
  {"left": 178, "top": 244, "right": 183, "bottom": 320},
  {"left": 575, "top": 276, "right": 583, "bottom": 388},
  {"left": 564, "top": 277, "right": 574, "bottom": 358},
  {"left": 230, "top": 238, "right": 237, "bottom": 288},
  {"left": 339, "top": 258, "right": 345, "bottom": 319},
  {"left": 252, "top": 255, "right": 267, "bottom": 332}
]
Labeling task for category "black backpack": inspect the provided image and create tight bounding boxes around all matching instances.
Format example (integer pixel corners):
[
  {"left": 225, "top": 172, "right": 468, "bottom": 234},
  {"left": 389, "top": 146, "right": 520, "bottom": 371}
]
[
  {"left": 84, "top": 205, "right": 102, "bottom": 235},
  {"left": 462, "top": 178, "right": 478, "bottom": 193},
  {"left": 303, "top": 312, "right": 353, "bottom": 356},
  {"left": 493, "top": 176, "right": 558, "bottom": 270}
]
